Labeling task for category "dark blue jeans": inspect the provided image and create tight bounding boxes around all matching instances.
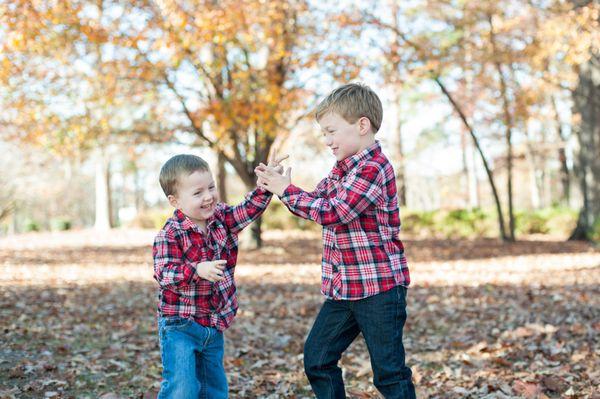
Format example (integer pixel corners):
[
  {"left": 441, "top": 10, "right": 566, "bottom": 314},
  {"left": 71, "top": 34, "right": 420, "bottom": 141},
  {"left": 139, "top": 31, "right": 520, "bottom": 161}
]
[{"left": 303, "top": 286, "right": 416, "bottom": 399}]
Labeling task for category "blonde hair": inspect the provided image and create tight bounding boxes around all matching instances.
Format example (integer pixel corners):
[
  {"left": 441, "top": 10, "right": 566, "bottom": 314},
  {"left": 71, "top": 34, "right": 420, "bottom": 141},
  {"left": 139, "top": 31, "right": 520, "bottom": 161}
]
[
  {"left": 159, "top": 154, "right": 210, "bottom": 196},
  {"left": 315, "top": 83, "right": 383, "bottom": 133}
]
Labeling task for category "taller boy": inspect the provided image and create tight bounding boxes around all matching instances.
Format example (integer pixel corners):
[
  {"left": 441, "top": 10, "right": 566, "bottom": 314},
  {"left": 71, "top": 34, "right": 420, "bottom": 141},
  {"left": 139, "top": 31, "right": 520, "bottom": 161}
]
[{"left": 255, "top": 83, "right": 416, "bottom": 399}]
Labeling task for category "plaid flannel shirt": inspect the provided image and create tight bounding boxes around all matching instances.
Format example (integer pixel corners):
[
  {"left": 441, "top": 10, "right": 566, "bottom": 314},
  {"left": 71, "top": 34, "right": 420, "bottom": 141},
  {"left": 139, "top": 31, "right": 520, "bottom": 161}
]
[
  {"left": 153, "top": 188, "right": 272, "bottom": 331},
  {"left": 280, "top": 141, "right": 410, "bottom": 300}
]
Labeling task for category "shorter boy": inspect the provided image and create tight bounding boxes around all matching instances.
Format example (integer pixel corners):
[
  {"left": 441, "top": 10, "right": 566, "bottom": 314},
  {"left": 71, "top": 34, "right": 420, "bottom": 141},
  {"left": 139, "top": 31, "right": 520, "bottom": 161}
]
[
  {"left": 153, "top": 153, "right": 283, "bottom": 399},
  {"left": 256, "top": 83, "right": 416, "bottom": 398}
]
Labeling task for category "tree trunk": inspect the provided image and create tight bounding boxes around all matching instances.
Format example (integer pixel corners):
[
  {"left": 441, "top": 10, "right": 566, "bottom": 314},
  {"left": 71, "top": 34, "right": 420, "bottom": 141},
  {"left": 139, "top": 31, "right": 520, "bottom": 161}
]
[
  {"left": 489, "top": 18, "right": 516, "bottom": 241},
  {"left": 94, "top": 149, "right": 112, "bottom": 231},
  {"left": 469, "top": 144, "right": 480, "bottom": 208},
  {"left": 570, "top": 54, "right": 600, "bottom": 240},
  {"left": 394, "top": 91, "right": 407, "bottom": 206},
  {"left": 134, "top": 165, "right": 146, "bottom": 212},
  {"left": 250, "top": 216, "right": 263, "bottom": 248},
  {"left": 527, "top": 151, "right": 542, "bottom": 209},
  {"left": 525, "top": 124, "right": 542, "bottom": 209},
  {"left": 216, "top": 152, "right": 228, "bottom": 203},
  {"left": 226, "top": 150, "right": 268, "bottom": 249},
  {"left": 551, "top": 96, "right": 571, "bottom": 205},
  {"left": 460, "top": 128, "right": 472, "bottom": 208},
  {"left": 435, "top": 77, "right": 509, "bottom": 241}
]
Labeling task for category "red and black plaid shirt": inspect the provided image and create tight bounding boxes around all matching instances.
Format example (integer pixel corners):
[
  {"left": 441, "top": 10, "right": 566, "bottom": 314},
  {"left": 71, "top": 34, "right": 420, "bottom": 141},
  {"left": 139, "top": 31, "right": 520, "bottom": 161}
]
[
  {"left": 153, "top": 189, "right": 271, "bottom": 331},
  {"left": 280, "top": 141, "right": 410, "bottom": 300}
]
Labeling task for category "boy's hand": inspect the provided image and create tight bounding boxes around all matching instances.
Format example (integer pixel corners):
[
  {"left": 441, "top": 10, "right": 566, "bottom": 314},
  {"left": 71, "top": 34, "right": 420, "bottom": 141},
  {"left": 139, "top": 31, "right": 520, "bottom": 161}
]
[
  {"left": 196, "top": 260, "right": 227, "bottom": 282},
  {"left": 268, "top": 152, "right": 289, "bottom": 174},
  {"left": 257, "top": 152, "right": 288, "bottom": 188},
  {"left": 255, "top": 164, "right": 292, "bottom": 197}
]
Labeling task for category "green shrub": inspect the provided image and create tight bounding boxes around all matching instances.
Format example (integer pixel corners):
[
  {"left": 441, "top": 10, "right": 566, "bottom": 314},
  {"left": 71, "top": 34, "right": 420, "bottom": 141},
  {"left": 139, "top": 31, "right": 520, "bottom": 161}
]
[
  {"left": 23, "top": 218, "right": 40, "bottom": 232},
  {"left": 515, "top": 207, "right": 578, "bottom": 236},
  {"left": 516, "top": 210, "right": 549, "bottom": 234},
  {"left": 400, "top": 210, "right": 436, "bottom": 236},
  {"left": 541, "top": 206, "right": 578, "bottom": 237},
  {"left": 590, "top": 218, "right": 600, "bottom": 243},
  {"left": 50, "top": 218, "right": 72, "bottom": 231},
  {"left": 401, "top": 208, "right": 496, "bottom": 238},
  {"left": 440, "top": 208, "right": 495, "bottom": 238}
]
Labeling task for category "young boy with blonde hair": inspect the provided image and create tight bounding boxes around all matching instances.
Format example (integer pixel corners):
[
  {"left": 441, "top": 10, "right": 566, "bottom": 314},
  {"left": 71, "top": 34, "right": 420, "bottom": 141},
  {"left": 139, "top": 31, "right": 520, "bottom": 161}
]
[{"left": 255, "top": 83, "right": 416, "bottom": 399}]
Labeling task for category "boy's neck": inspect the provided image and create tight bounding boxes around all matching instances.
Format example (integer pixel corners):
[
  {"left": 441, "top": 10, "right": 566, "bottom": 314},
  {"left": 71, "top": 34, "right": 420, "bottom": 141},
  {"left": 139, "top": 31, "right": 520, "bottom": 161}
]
[
  {"left": 179, "top": 209, "right": 207, "bottom": 232},
  {"left": 355, "top": 136, "right": 376, "bottom": 156},
  {"left": 195, "top": 220, "right": 207, "bottom": 232}
]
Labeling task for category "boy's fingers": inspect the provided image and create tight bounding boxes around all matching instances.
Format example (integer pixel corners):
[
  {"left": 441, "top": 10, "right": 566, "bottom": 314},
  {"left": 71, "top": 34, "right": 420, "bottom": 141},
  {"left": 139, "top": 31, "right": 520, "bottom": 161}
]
[
  {"left": 285, "top": 167, "right": 292, "bottom": 177},
  {"left": 268, "top": 151, "right": 278, "bottom": 164},
  {"left": 274, "top": 154, "right": 289, "bottom": 164}
]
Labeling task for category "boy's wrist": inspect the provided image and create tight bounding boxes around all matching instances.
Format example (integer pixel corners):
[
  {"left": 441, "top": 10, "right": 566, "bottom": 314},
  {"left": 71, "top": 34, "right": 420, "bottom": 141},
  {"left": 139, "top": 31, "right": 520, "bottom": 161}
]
[
  {"left": 277, "top": 183, "right": 292, "bottom": 198},
  {"left": 255, "top": 185, "right": 272, "bottom": 195}
]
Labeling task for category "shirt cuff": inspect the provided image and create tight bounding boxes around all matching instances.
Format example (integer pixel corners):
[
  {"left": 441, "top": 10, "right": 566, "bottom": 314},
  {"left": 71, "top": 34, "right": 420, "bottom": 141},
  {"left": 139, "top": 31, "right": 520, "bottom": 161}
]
[
  {"left": 278, "top": 184, "right": 297, "bottom": 201},
  {"left": 188, "top": 263, "right": 203, "bottom": 283},
  {"left": 255, "top": 186, "right": 274, "bottom": 196}
]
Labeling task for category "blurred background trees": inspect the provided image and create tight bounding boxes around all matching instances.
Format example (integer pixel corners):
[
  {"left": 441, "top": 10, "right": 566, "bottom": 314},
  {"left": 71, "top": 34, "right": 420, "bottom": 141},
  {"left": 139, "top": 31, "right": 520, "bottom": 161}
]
[{"left": 1, "top": 0, "right": 598, "bottom": 245}]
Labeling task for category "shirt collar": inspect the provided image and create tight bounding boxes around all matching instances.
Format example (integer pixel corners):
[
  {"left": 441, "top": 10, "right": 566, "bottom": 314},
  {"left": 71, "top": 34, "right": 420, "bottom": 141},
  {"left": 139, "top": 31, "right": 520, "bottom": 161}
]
[
  {"left": 172, "top": 209, "right": 216, "bottom": 232},
  {"left": 333, "top": 140, "right": 382, "bottom": 176}
]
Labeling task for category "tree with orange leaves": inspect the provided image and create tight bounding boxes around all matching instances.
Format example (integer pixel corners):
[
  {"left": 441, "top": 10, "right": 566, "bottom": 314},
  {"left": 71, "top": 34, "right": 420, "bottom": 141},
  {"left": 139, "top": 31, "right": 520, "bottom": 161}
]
[
  {"left": 126, "top": 0, "right": 333, "bottom": 247},
  {"left": 1, "top": 0, "right": 195, "bottom": 230}
]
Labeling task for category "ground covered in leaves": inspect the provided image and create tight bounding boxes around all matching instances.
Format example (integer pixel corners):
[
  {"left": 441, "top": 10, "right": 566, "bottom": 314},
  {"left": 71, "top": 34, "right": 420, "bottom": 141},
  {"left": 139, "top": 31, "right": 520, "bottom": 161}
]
[{"left": 0, "top": 229, "right": 599, "bottom": 398}]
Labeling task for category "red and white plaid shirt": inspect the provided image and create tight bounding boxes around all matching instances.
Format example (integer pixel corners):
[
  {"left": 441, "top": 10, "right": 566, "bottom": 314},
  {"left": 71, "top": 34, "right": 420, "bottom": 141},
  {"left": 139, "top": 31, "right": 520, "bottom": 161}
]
[
  {"left": 280, "top": 141, "right": 410, "bottom": 300},
  {"left": 153, "top": 189, "right": 271, "bottom": 331}
]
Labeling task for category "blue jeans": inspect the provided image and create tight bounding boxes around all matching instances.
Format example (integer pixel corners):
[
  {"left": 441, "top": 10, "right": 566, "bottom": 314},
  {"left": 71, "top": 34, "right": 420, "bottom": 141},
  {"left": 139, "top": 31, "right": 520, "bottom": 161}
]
[
  {"left": 157, "top": 316, "right": 228, "bottom": 399},
  {"left": 303, "top": 286, "right": 416, "bottom": 399}
]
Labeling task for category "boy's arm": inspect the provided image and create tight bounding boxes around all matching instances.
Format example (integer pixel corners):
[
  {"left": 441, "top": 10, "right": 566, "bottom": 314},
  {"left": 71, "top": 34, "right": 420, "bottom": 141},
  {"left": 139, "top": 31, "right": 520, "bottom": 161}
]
[
  {"left": 220, "top": 188, "right": 273, "bottom": 234},
  {"left": 153, "top": 231, "right": 202, "bottom": 290},
  {"left": 284, "top": 177, "right": 328, "bottom": 219},
  {"left": 280, "top": 164, "right": 383, "bottom": 227}
]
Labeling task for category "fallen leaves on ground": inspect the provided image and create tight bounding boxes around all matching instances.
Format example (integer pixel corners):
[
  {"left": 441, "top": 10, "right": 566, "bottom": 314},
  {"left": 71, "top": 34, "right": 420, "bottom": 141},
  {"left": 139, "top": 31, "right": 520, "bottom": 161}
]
[{"left": 0, "top": 230, "right": 599, "bottom": 398}]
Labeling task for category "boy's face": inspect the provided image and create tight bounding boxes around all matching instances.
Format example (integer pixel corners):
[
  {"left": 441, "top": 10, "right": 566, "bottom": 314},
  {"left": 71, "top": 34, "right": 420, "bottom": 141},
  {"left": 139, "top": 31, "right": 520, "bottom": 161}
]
[
  {"left": 318, "top": 112, "right": 370, "bottom": 162},
  {"left": 168, "top": 170, "right": 219, "bottom": 226}
]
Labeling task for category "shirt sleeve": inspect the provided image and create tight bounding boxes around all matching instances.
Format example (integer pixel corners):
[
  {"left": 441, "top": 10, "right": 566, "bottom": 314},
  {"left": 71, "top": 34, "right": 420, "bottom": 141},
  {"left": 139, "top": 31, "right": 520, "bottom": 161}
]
[
  {"left": 220, "top": 187, "right": 273, "bottom": 234},
  {"left": 153, "top": 230, "right": 200, "bottom": 290},
  {"left": 279, "top": 164, "right": 383, "bottom": 227},
  {"left": 284, "top": 177, "right": 328, "bottom": 219}
]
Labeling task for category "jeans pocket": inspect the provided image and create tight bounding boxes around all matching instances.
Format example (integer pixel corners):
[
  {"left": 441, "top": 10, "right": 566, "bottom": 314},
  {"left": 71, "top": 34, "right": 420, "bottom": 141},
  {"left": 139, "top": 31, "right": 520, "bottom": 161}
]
[
  {"left": 396, "top": 286, "right": 407, "bottom": 304},
  {"left": 162, "top": 316, "right": 192, "bottom": 331}
]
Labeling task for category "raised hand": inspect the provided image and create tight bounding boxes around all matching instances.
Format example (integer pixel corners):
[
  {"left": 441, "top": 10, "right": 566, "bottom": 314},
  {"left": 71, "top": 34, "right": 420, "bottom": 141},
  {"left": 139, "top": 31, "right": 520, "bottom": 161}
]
[
  {"left": 255, "top": 164, "right": 292, "bottom": 197},
  {"left": 196, "top": 260, "right": 227, "bottom": 282},
  {"left": 257, "top": 151, "right": 289, "bottom": 189},
  {"left": 268, "top": 152, "right": 289, "bottom": 174}
]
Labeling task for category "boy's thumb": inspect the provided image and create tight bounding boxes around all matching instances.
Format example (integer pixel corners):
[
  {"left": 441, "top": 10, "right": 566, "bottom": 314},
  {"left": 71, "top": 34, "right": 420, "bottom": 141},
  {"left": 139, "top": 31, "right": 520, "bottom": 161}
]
[{"left": 285, "top": 167, "right": 292, "bottom": 178}]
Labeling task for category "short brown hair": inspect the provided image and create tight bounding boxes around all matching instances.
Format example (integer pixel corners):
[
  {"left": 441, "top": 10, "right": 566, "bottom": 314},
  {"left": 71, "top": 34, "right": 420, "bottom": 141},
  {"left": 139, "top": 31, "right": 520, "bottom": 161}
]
[
  {"left": 159, "top": 154, "right": 210, "bottom": 197},
  {"left": 315, "top": 83, "right": 383, "bottom": 133}
]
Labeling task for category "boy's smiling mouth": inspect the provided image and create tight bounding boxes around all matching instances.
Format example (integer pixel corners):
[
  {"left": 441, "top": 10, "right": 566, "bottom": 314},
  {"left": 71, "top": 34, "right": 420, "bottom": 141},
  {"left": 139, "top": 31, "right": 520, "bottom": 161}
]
[{"left": 200, "top": 202, "right": 214, "bottom": 210}]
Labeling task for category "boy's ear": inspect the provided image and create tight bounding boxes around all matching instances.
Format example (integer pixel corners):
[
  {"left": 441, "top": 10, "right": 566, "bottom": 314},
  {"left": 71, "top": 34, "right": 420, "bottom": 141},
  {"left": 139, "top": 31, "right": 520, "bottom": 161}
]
[
  {"left": 358, "top": 117, "right": 372, "bottom": 135},
  {"left": 167, "top": 194, "right": 178, "bottom": 209}
]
